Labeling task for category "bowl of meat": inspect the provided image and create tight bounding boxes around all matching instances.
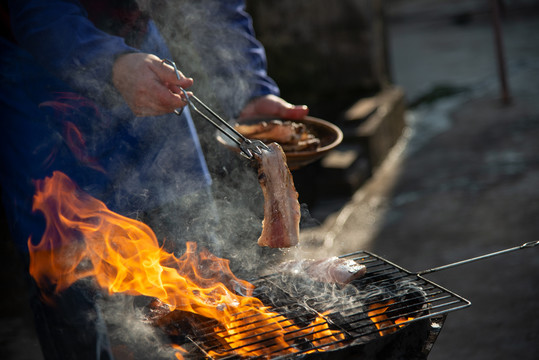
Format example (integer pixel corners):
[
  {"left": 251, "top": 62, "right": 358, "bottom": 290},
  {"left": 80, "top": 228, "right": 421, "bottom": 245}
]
[{"left": 219, "top": 116, "right": 343, "bottom": 170}]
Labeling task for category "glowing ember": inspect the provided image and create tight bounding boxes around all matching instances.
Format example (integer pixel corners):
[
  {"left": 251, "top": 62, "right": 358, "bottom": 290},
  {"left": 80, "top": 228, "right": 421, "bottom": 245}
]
[
  {"left": 367, "top": 300, "right": 414, "bottom": 337},
  {"left": 28, "top": 171, "right": 345, "bottom": 358},
  {"left": 171, "top": 344, "right": 187, "bottom": 360}
]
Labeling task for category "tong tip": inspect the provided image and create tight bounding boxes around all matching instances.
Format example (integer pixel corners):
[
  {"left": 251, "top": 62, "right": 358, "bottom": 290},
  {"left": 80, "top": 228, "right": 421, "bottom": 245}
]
[{"left": 239, "top": 142, "right": 271, "bottom": 159}]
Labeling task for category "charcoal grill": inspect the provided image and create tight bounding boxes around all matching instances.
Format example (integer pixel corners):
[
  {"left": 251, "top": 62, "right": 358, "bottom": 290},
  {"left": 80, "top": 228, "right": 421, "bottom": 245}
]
[{"left": 158, "top": 250, "right": 471, "bottom": 360}]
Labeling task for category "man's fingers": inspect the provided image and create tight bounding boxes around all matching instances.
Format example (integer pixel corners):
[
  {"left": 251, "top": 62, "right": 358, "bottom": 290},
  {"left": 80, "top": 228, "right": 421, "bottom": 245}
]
[
  {"left": 132, "top": 80, "right": 188, "bottom": 117},
  {"left": 279, "top": 105, "right": 309, "bottom": 120},
  {"left": 238, "top": 94, "right": 310, "bottom": 120},
  {"left": 112, "top": 53, "right": 194, "bottom": 116},
  {"left": 152, "top": 58, "right": 194, "bottom": 89}
]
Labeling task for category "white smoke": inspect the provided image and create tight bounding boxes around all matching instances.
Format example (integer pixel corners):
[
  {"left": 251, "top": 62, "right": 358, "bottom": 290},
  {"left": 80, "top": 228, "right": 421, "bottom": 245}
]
[
  {"left": 97, "top": 294, "right": 177, "bottom": 360},
  {"left": 95, "top": 2, "right": 298, "bottom": 356}
]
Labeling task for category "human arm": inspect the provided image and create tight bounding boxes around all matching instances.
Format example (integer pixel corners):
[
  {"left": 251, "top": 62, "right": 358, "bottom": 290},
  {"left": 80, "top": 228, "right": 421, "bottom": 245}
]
[
  {"left": 112, "top": 53, "right": 193, "bottom": 116},
  {"left": 215, "top": 0, "right": 279, "bottom": 101},
  {"left": 217, "top": 1, "right": 309, "bottom": 119},
  {"left": 8, "top": 0, "right": 191, "bottom": 115}
]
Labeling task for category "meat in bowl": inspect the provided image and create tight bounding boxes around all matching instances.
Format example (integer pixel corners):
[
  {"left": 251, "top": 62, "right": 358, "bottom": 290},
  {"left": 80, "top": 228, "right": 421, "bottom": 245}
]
[
  {"left": 221, "top": 116, "right": 343, "bottom": 170},
  {"left": 235, "top": 119, "right": 321, "bottom": 152}
]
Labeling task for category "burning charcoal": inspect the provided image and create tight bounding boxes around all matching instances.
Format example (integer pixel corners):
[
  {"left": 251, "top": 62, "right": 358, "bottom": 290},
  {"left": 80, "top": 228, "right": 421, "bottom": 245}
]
[
  {"left": 143, "top": 298, "right": 217, "bottom": 344},
  {"left": 388, "top": 281, "right": 428, "bottom": 317}
]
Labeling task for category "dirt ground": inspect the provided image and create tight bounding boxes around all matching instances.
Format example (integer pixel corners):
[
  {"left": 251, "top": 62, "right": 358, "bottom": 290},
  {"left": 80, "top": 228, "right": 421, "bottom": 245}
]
[{"left": 294, "top": 3, "right": 539, "bottom": 359}]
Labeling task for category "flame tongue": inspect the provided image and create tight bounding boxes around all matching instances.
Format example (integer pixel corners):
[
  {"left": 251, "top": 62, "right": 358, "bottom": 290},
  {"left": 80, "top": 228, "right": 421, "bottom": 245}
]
[
  {"left": 367, "top": 300, "right": 415, "bottom": 337},
  {"left": 29, "top": 171, "right": 345, "bottom": 358},
  {"left": 28, "top": 171, "right": 252, "bottom": 312}
]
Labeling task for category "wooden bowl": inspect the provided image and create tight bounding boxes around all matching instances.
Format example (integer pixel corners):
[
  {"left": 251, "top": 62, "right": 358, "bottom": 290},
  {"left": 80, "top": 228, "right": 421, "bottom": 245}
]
[{"left": 217, "top": 116, "right": 343, "bottom": 170}]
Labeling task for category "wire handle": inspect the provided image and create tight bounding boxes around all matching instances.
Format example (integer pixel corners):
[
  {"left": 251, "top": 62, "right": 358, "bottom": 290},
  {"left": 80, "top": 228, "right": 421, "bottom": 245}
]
[
  {"left": 161, "top": 59, "right": 269, "bottom": 159},
  {"left": 417, "top": 240, "right": 539, "bottom": 276}
]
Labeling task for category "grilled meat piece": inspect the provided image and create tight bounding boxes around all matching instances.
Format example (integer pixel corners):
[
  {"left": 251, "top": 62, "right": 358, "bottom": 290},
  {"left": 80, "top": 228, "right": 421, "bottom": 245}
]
[
  {"left": 281, "top": 137, "right": 321, "bottom": 152},
  {"left": 235, "top": 120, "right": 306, "bottom": 144},
  {"left": 235, "top": 120, "right": 321, "bottom": 153},
  {"left": 281, "top": 257, "right": 367, "bottom": 285},
  {"left": 255, "top": 142, "right": 301, "bottom": 248}
]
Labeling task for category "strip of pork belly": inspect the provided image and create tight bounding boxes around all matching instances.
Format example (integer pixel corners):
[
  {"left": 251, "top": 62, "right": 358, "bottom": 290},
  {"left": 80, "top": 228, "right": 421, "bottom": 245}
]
[
  {"left": 281, "top": 137, "right": 321, "bottom": 152},
  {"left": 255, "top": 142, "right": 301, "bottom": 248},
  {"left": 280, "top": 257, "right": 367, "bottom": 285},
  {"left": 235, "top": 120, "right": 305, "bottom": 144}
]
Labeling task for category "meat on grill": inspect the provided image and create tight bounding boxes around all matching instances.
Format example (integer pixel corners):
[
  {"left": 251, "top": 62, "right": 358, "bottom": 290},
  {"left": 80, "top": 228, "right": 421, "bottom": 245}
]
[
  {"left": 280, "top": 257, "right": 367, "bottom": 285},
  {"left": 255, "top": 142, "right": 301, "bottom": 248}
]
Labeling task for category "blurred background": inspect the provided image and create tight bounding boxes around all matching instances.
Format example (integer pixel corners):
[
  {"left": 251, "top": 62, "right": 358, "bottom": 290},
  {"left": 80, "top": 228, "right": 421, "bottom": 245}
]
[{"left": 2, "top": 0, "right": 539, "bottom": 359}]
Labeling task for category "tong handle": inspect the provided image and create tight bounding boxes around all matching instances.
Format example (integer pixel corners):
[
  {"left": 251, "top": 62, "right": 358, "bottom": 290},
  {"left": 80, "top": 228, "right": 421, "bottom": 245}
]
[
  {"left": 417, "top": 240, "right": 539, "bottom": 275},
  {"left": 162, "top": 59, "right": 268, "bottom": 159}
]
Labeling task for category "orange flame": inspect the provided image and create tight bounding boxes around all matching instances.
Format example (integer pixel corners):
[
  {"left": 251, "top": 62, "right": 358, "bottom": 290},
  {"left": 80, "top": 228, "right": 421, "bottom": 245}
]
[
  {"left": 171, "top": 344, "right": 187, "bottom": 360},
  {"left": 28, "top": 171, "right": 345, "bottom": 358},
  {"left": 367, "top": 300, "right": 414, "bottom": 337}
]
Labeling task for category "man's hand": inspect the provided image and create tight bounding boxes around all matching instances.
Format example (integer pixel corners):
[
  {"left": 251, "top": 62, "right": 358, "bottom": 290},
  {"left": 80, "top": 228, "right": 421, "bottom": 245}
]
[
  {"left": 112, "top": 53, "right": 194, "bottom": 116},
  {"left": 238, "top": 94, "right": 309, "bottom": 120}
]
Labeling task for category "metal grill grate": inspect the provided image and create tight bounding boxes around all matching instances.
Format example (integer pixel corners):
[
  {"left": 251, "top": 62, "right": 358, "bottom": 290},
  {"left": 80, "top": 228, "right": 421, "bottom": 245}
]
[
  {"left": 343, "top": 251, "right": 471, "bottom": 322},
  {"left": 171, "top": 251, "right": 471, "bottom": 359}
]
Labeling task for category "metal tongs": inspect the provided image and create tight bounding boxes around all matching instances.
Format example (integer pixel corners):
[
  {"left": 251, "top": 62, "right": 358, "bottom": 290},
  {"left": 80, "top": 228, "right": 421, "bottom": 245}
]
[{"left": 162, "top": 59, "right": 270, "bottom": 159}]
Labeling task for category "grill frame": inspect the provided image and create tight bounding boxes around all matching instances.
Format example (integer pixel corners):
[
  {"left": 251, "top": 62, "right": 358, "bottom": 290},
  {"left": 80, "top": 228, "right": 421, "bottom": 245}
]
[
  {"left": 343, "top": 250, "right": 472, "bottom": 326},
  {"left": 165, "top": 251, "right": 471, "bottom": 359}
]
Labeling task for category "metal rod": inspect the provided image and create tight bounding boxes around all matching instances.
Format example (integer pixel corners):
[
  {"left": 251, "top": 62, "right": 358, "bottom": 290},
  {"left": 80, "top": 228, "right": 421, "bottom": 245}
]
[
  {"left": 188, "top": 102, "right": 242, "bottom": 146},
  {"left": 190, "top": 95, "right": 249, "bottom": 142},
  {"left": 161, "top": 58, "right": 269, "bottom": 158},
  {"left": 490, "top": 0, "right": 511, "bottom": 105},
  {"left": 417, "top": 241, "right": 538, "bottom": 275}
]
